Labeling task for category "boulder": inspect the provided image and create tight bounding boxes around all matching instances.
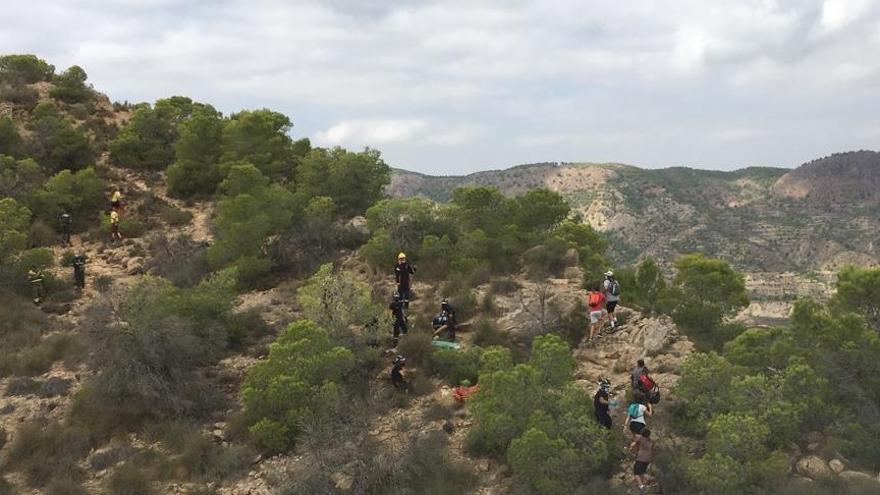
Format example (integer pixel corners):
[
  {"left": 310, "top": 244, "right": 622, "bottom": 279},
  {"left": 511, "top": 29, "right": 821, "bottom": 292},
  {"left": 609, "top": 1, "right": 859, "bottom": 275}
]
[
  {"left": 838, "top": 471, "right": 878, "bottom": 485},
  {"left": 807, "top": 442, "right": 821, "bottom": 453},
  {"left": 829, "top": 459, "right": 845, "bottom": 473},
  {"left": 796, "top": 456, "right": 833, "bottom": 480}
]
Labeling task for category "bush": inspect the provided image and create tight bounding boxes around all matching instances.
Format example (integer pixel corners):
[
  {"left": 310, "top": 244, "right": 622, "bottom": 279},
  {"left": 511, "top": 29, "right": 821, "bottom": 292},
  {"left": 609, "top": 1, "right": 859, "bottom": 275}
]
[
  {"left": 472, "top": 319, "right": 509, "bottom": 348},
  {"left": 29, "top": 220, "right": 58, "bottom": 247},
  {"left": 0, "top": 54, "right": 54, "bottom": 83},
  {"left": 145, "top": 233, "right": 209, "bottom": 288},
  {"left": 297, "top": 263, "right": 389, "bottom": 340},
  {"left": 241, "top": 320, "right": 356, "bottom": 453},
  {"left": 5, "top": 420, "right": 90, "bottom": 487},
  {"left": 172, "top": 431, "right": 253, "bottom": 481},
  {"left": 29, "top": 168, "right": 105, "bottom": 230},
  {"left": 50, "top": 65, "right": 92, "bottom": 104},
  {"left": 427, "top": 346, "right": 482, "bottom": 385},
  {"left": 159, "top": 206, "right": 193, "bottom": 226},
  {"left": 105, "top": 463, "right": 153, "bottom": 495}
]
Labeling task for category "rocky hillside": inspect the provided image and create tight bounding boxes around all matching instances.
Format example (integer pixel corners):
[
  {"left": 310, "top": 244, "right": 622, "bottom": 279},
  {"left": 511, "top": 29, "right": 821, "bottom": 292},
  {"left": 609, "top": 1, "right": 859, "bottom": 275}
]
[{"left": 390, "top": 153, "right": 880, "bottom": 273}]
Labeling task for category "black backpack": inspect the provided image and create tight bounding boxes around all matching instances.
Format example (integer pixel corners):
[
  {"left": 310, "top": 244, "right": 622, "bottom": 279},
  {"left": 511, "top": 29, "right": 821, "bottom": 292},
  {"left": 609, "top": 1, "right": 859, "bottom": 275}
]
[{"left": 609, "top": 278, "right": 621, "bottom": 296}]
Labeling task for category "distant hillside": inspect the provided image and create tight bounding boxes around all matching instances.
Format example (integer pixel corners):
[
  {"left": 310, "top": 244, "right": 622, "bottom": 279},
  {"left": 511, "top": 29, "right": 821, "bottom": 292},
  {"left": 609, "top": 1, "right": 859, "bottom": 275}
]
[{"left": 391, "top": 155, "right": 880, "bottom": 272}]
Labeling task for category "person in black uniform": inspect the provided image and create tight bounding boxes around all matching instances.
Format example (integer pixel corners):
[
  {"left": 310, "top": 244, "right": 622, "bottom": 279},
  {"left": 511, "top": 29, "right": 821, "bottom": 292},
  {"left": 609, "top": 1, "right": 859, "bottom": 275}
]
[
  {"left": 432, "top": 298, "right": 457, "bottom": 341},
  {"left": 394, "top": 252, "right": 416, "bottom": 307},
  {"left": 389, "top": 292, "right": 408, "bottom": 345},
  {"left": 594, "top": 378, "right": 613, "bottom": 428},
  {"left": 391, "top": 355, "right": 407, "bottom": 390},
  {"left": 58, "top": 211, "right": 72, "bottom": 246},
  {"left": 72, "top": 253, "right": 87, "bottom": 291}
]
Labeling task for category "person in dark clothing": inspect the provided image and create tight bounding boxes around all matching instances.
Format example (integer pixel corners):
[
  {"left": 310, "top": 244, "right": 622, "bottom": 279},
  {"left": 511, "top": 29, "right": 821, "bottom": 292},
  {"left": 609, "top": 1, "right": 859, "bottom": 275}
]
[
  {"left": 594, "top": 378, "right": 612, "bottom": 428},
  {"left": 391, "top": 355, "right": 408, "bottom": 390},
  {"left": 394, "top": 252, "right": 416, "bottom": 306},
  {"left": 432, "top": 298, "right": 457, "bottom": 341},
  {"left": 389, "top": 292, "right": 408, "bottom": 344},
  {"left": 72, "top": 254, "right": 87, "bottom": 290},
  {"left": 58, "top": 211, "right": 72, "bottom": 246}
]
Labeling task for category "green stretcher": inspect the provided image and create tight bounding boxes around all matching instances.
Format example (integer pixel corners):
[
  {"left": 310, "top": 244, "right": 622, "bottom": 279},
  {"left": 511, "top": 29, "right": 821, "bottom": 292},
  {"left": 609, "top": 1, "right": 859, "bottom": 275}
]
[{"left": 431, "top": 339, "right": 461, "bottom": 350}]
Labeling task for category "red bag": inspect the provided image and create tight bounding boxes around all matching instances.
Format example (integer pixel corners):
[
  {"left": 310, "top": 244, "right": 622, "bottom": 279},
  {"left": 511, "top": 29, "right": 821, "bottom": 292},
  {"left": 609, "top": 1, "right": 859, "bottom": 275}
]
[
  {"left": 638, "top": 374, "right": 655, "bottom": 393},
  {"left": 588, "top": 292, "right": 603, "bottom": 310}
]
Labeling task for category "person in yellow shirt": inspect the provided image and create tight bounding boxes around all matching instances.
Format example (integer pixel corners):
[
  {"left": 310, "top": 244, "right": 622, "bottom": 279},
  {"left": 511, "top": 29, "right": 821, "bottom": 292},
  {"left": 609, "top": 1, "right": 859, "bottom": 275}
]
[
  {"left": 110, "top": 209, "right": 122, "bottom": 242},
  {"left": 111, "top": 189, "right": 123, "bottom": 211}
]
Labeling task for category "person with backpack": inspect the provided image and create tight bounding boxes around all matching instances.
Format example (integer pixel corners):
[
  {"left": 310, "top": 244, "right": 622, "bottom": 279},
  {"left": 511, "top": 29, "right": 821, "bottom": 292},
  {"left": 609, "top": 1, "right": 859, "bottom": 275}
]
[
  {"left": 630, "top": 428, "right": 654, "bottom": 495},
  {"left": 602, "top": 270, "right": 621, "bottom": 329},
  {"left": 391, "top": 355, "right": 408, "bottom": 390},
  {"left": 72, "top": 253, "right": 87, "bottom": 291},
  {"left": 28, "top": 266, "right": 44, "bottom": 304},
  {"left": 432, "top": 298, "right": 457, "bottom": 341},
  {"left": 394, "top": 252, "right": 416, "bottom": 307},
  {"left": 634, "top": 365, "right": 661, "bottom": 404},
  {"left": 58, "top": 211, "right": 72, "bottom": 246},
  {"left": 389, "top": 292, "right": 408, "bottom": 345},
  {"left": 587, "top": 285, "right": 606, "bottom": 341},
  {"left": 630, "top": 359, "right": 647, "bottom": 389},
  {"left": 594, "top": 378, "right": 613, "bottom": 428},
  {"left": 624, "top": 396, "right": 652, "bottom": 440}
]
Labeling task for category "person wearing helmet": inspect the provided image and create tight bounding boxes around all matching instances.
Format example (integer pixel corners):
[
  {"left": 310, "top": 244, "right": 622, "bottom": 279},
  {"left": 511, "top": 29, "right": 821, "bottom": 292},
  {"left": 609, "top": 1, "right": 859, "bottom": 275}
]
[
  {"left": 58, "top": 211, "right": 72, "bottom": 246},
  {"left": 109, "top": 209, "right": 122, "bottom": 242},
  {"left": 602, "top": 270, "right": 621, "bottom": 329},
  {"left": 28, "top": 266, "right": 45, "bottom": 304},
  {"left": 594, "top": 378, "right": 613, "bottom": 428},
  {"left": 394, "top": 253, "right": 416, "bottom": 307},
  {"left": 72, "top": 253, "right": 87, "bottom": 291},
  {"left": 432, "top": 298, "right": 457, "bottom": 341},
  {"left": 391, "top": 355, "right": 407, "bottom": 390},
  {"left": 111, "top": 189, "right": 123, "bottom": 211},
  {"left": 389, "top": 292, "right": 408, "bottom": 345}
]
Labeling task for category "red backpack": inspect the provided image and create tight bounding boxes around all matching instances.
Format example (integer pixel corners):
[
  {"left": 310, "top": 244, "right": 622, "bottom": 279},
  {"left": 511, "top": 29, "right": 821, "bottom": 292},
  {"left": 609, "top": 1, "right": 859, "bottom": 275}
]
[
  {"left": 638, "top": 373, "right": 655, "bottom": 393},
  {"left": 588, "top": 292, "right": 603, "bottom": 309}
]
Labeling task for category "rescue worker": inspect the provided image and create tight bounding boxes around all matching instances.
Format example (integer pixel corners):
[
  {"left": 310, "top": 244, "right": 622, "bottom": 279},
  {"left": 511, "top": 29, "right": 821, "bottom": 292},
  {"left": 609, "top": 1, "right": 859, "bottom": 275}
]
[
  {"left": 111, "top": 189, "right": 123, "bottom": 211},
  {"left": 394, "top": 252, "right": 415, "bottom": 307},
  {"left": 389, "top": 292, "right": 408, "bottom": 345},
  {"left": 432, "top": 298, "right": 457, "bottom": 341},
  {"left": 28, "top": 266, "right": 44, "bottom": 304},
  {"left": 391, "top": 355, "right": 408, "bottom": 390},
  {"left": 58, "top": 211, "right": 72, "bottom": 246},
  {"left": 109, "top": 209, "right": 122, "bottom": 242},
  {"left": 72, "top": 254, "right": 87, "bottom": 291}
]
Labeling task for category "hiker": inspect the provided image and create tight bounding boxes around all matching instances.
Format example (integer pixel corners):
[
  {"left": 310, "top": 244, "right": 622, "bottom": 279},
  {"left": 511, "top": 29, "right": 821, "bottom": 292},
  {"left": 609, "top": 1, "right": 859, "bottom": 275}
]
[
  {"left": 587, "top": 285, "right": 606, "bottom": 341},
  {"left": 602, "top": 270, "right": 621, "bottom": 329},
  {"left": 391, "top": 355, "right": 408, "bottom": 390},
  {"left": 630, "top": 428, "right": 654, "bottom": 495},
  {"left": 394, "top": 252, "right": 415, "bottom": 307},
  {"left": 636, "top": 367, "right": 661, "bottom": 404},
  {"left": 389, "top": 292, "right": 408, "bottom": 345},
  {"left": 72, "top": 254, "right": 87, "bottom": 291},
  {"left": 28, "top": 266, "right": 44, "bottom": 304},
  {"left": 432, "top": 298, "right": 457, "bottom": 341},
  {"left": 630, "top": 359, "right": 647, "bottom": 390},
  {"left": 110, "top": 189, "right": 123, "bottom": 211},
  {"left": 624, "top": 396, "right": 652, "bottom": 441},
  {"left": 58, "top": 211, "right": 72, "bottom": 246},
  {"left": 109, "top": 210, "right": 122, "bottom": 242},
  {"left": 594, "top": 378, "right": 613, "bottom": 428}
]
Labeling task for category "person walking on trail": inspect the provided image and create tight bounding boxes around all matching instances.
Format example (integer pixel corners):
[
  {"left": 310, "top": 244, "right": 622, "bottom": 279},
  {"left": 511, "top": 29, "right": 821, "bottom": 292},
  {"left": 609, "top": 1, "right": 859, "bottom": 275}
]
[
  {"left": 394, "top": 252, "right": 415, "bottom": 307},
  {"left": 111, "top": 189, "right": 123, "bottom": 211},
  {"left": 594, "top": 378, "right": 613, "bottom": 429},
  {"left": 602, "top": 270, "right": 621, "bottom": 329},
  {"left": 72, "top": 254, "right": 87, "bottom": 291},
  {"left": 391, "top": 355, "right": 408, "bottom": 390},
  {"left": 109, "top": 210, "right": 122, "bottom": 242},
  {"left": 28, "top": 266, "right": 45, "bottom": 304},
  {"left": 630, "top": 428, "right": 654, "bottom": 495},
  {"left": 631, "top": 359, "right": 647, "bottom": 390},
  {"left": 624, "top": 396, "right": 652, "bottom": 441},
  {"left": 432, "top": 298, "right": 457, "bottom": 341},
  {"left": 58, "top": 211, "right": 72, "bottom": 246},
  {"left": 389, "top": 292, "right": 408, "bottom": 345},
  {"left": 587, "top": 285, "right": 606, "bottom": 341}
]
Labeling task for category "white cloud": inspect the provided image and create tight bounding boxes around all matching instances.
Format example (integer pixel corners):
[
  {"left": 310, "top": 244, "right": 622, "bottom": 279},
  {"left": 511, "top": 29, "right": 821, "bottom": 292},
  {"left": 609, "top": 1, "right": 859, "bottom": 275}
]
[{"left": 2, "top": 0, "right": 879, "bottom": 173}]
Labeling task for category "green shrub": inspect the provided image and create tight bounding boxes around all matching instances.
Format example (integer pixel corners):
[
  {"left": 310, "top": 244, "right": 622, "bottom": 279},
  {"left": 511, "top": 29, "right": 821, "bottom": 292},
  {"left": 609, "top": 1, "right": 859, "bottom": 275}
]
[
  {"left": 50, "top": 65, "right": 92, "bottom": 104},
  {"left": 241, "top": 320, "right": 356, "bottom": 453},
  {"left": 29, "top": 167, "right": 105, "bottom": 230},
  {"left": 5, "top": 420, "right": 90, "bottom": 487},
  {"left": 427, "top": 347, "right": 482, "bottom": 385},
  {"left": 0, "top": 54, "right": 55, "bottom": 83},
  {"left": 159, "top": 206, "right": 193, "bottom": 226},
  {"left": 105, "top": 463, "right": 153, "bottom": 495},
  {"left": 472, "top": 319, "right": 509, "bottom": 347}
]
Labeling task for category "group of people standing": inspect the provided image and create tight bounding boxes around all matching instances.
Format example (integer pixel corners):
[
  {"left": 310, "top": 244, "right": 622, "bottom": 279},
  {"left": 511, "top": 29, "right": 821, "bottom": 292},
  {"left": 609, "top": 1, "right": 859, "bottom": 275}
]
[
  {"left": 26, "top": 189, "right": 123, "bottom": 304},
  {"left": 593, "top": 359, "right": 659, "bottom": 495}
]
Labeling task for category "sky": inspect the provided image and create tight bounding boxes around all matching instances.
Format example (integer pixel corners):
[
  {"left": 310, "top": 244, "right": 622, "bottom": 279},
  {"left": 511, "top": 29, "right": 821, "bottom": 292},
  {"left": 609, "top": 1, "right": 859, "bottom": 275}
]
[{"left": 3, "top": 0, "right": 880, "bottom": 175}]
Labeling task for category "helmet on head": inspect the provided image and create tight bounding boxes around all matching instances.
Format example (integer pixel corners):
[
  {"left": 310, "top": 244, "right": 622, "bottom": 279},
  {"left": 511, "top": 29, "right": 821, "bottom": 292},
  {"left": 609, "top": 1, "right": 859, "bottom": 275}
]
[
  {"left": 599, "top": 377, "right": 611, "bottom": 391},
  {"left": 441, "top": 297, "right": 450, "bottom": 308},
  {"left": 393, "top": 355, "right": 406, "bottom": 365},
  {"left": 392, "top": 292, "right": 401, "bottom": 301},
  {"left": 604, "top": 270, "right": 614, "bottom": 277},
  {"left": 398, "top": 252, "right": 407, "bottom": 260}
]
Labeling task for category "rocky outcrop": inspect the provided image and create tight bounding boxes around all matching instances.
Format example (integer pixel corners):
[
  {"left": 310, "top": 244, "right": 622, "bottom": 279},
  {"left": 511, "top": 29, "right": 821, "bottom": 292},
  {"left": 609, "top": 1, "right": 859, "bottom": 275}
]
[{"left": 796, "top": 456, "right": 833, "bottom": 480}]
